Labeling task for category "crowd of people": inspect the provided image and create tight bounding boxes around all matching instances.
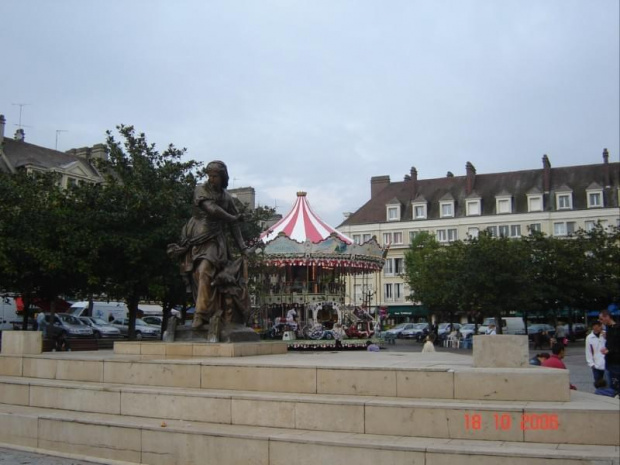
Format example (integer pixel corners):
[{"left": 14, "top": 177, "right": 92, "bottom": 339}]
[{"left": 527, "top": 309, "right": 619, "bottom": 398}]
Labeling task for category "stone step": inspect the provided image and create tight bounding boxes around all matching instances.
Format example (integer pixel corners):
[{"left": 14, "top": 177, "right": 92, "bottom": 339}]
[
  {"left": 0, "top": 351, "right": 571, "bottom": 401},
  {"left": 0, "top": 375, "right": 617, "bottom": 446},
  {"left": 0, "top": 402, "right": 617, "bottom": 465}
]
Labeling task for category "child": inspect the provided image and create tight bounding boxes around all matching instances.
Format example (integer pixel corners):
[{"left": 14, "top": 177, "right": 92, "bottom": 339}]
[{"left": 422, "top": 334, "right": 436, "bottom": 352}]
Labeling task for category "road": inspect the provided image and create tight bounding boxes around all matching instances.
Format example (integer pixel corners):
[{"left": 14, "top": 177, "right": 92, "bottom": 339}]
[{"left": 0, "top": 338, "right": 605, "bottom": 464}]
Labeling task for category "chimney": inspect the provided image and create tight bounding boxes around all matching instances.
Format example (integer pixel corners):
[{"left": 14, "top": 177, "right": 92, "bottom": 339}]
[
  {"left": 410, "top": 167, "right": 418, "bottom": 198},
  {"left": 465, "top": 161, "right": 476, "bottom": 195},
  {"left": 603, "top": 148, "right": 611, "bottom": 188},
  {"left": 14, "top": 128, "right": 25, "bottom": 142},
  {"left": 542, "top": 154, "right": 551, "bottom": 193},
  {"left": 90, "top": 143, "right": 108, "bottom": 161},
  {"left": 371, "top": 175, "right": 390, "bottom": 198},
  {"left": 0, "top": 114, "right": 5, "bottom": 144}
]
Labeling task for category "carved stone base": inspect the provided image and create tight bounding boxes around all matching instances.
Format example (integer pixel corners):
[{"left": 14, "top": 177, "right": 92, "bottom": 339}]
[{"left": 169, "top": 322, "right": 260, "bottom": 343}]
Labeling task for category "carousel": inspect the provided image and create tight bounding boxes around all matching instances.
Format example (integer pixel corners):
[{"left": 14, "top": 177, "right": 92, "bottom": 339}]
[{"left": 256, "top": 192, "right": 386, "bottom": 339}]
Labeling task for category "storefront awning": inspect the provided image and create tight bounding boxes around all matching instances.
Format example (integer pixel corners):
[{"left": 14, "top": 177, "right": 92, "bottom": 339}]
[{"left": 387, "top": 305, "right": 428, "bottom": 317}]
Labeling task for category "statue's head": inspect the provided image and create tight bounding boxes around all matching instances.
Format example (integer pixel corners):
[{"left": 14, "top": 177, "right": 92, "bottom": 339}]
[{"left": 206, "top": 160, "right": 229, "bottom": 189}]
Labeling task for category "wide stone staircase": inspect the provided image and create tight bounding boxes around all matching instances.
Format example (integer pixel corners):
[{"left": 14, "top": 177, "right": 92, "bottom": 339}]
[{"left": 0, "top": 342, "right": 618, "bottom": 465}]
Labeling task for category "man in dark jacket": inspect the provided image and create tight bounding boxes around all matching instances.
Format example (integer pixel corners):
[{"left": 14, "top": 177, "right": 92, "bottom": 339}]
[{"left": 599, "top": 309, "right": 620, "bottom": 392}]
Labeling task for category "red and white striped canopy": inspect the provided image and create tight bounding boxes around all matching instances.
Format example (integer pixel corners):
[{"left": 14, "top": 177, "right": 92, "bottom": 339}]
[{"left": 260, "top": 192, "right": 352, "bottom": 244}]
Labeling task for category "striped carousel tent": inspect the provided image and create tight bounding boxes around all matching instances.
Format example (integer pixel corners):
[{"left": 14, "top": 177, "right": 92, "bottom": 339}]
[
  {"left": 259, "top": 191, "right": 385, "bottom": 272},
  {"left": 260, "top": 192, "right": 352, "bottom": 244}
]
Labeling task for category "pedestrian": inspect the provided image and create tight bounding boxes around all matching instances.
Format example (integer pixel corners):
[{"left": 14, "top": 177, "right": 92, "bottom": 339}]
[
  {"left": 585, "top": 321, "right": 606, "bottom": 387},
  {"left": 529, "top": 353, "right": 550, "bottom": 366},
  {"left": 555, "top": 323, "right": 567, "bottom": 346},
  {"left": 542, "top": 343, "right": 577, "bottom": 390},
  {"left": 485, "top": 324, "right": 497, "bottom": 335},
  {"left": 36, "top": 312, "right": 47, "bottom": 338},
  {"left": 599, "top": 309, "right": 620, "bottom": 392},
  {"left": 421, "top": 334, "right": 436, "bottom": 353},
  {"left": 365, "top": 340, "right": 380, "bottom": 352}
]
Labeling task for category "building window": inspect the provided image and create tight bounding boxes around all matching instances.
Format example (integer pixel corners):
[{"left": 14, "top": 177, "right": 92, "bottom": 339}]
[
  {"left": 528, "top": 196, "right": 543, "bottom": 212},
  {"left": 437, "top": 228, "right": 458, "bottom": 242},
  {"left": 387, "top": 206, "right": 400, "bottom": 221},
  {"left": 440, "top": 202, "right": 454, "bottom": 218},
  {"left": 413, "top": 204, "right": 427, "bottom": 219},
  {"left": 466, "top": 200, "right": 481, "bottom": 216},
  {"left": 556, "top": 193, "right": 572, "bottom": 210},
  {"left": 496, "top": 198, "right": 512, "bottom": 214},
  {"left": 529, "top": 223, "right": 541, "bottom": 234},
  {"left": 510, "top": 225, "right": 521, "bottom": 237},
  {"left": 393, "top": 232, "right": 403, "bottom": 244},
  {"left": 467, "top": 227, "right": 479, "bottom": 239},
  {"left": 353, "top": 234, "right": 361, "bottom": 245},
  {"left": 409, "top": 231, "right": 420, "bottom": 242},
  {"left": 394, "top": 283, "right": 403, "bottom": 300},
  {"left": 499, "top": 225, "right": 509, "bottom": 237},
  {"left": 394, "top": 257, "right": 404, "bottom": 275},
  {"left": 384, "top": 259, "right": 394, "bottom": 276},
  {"left": 487, "top": 226, "right": 498, "bottom": 237},
  {"left": 584, "top": 221, "right": 596, "bottom": 232},
  {"left": 363, "top": 234, "right": 372, "bottom": 243},
  {"left": 67, "top": 177, "right": 78, "bottom": 188},
  {"left": 588, "top": 192, "right": 602, "bottom": 208},
  {"left": 554, "top": 221, "right": 576, "bottom": 236},
  {"left": 384, "top": 283, "right": 393, "bottom": 301},
  {"left": 382, "top": 232, "right": 392, "bottom": 245}
]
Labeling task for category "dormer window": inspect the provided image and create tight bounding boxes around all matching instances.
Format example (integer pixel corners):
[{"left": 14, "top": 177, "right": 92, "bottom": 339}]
[
  {"left": 386, "top": 199, "right": 401, "bottom": 222},
  {"left": 556, "top": 193, "right": 572, "bottom": 210},
  {"left": 495, "top": 192, "right": 512, "bottom": 214},
  {"left": 466, "top": 199, "right": 481, "bottom": 216},
  {"left": 411, "top": 196, "right": 428, "bottom": 220},
  {"left": 586, "top": 183, "right": 604, "bottom": 208},
  {"left": 555, "top": 185, "right": 573, "bottom": 210},
  {"left": 527, "top": 194, "right": 543, "bottom": 212},
  {"left": 440, "top": 201, "right": 454, "bottom": 218}
]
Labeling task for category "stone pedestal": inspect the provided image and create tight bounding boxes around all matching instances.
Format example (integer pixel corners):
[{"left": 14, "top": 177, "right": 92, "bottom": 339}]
[
  {"left": 472, "top": 335, "right": 529, "bottom": 368},
  {"left": 1, "top": 331, "right": 42, "bottom": 355}
]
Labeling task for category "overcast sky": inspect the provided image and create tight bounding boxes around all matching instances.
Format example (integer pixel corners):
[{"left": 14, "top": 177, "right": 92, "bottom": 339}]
[{"left": 1, "top": 0, "right": 618, "bottom": 226}]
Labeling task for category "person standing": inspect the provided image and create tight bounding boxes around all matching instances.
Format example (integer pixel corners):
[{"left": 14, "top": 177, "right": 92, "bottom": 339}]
[
  {"left": 555, "top": 323, "right": 567, "bottom": 346},
  {"left": 585, "top": 321, "right": 606, "bottom": 387},
  {"left": 599, "top": 309, "right": 620, "bottom": 392}
]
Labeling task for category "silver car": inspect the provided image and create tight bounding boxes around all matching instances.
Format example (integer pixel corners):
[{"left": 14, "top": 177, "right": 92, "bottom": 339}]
[
  {"left": 45, "top": 313, "right": 94, "bottom": 339},
  {"left": 110, "top": 318, "right": 161, "bottom": 339},
  {"left": 79, "top": 316, "right": 123, "bottom": 339}
]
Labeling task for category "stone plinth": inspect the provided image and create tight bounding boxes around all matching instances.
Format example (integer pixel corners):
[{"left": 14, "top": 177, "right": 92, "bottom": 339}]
[
  {"left": 114, "top": 341, "right": 286, "bottom": 357},
  {"left": 473, "top": 335, "right": 529, "bottom": 368},
  {"left": 1, "top": 331, "right": 42, "bottom": 355}
]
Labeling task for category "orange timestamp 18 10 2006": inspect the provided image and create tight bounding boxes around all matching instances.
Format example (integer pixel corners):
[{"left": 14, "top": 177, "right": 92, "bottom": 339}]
[{"left": 464, "top": 413, "right": 559, "bottom": 431}]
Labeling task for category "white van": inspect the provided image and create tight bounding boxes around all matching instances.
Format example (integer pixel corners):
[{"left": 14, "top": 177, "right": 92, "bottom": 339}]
[
  {"left": 0, "top": 297, "right": 19, "bottom": 331},
  {"left": 480, "top": 317, "right": 526, "bottom": 335},
  {"left": 69, "top": 301, "right": 127, "bottom": 323}
]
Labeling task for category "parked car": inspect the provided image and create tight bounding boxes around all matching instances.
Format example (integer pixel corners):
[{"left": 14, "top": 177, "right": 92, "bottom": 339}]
[
  {"left": 45, "top": 313, "right": 94, "bottom": 339},
  {"left": 527, "top": 323, "right": 555, "bottom": 341},
  {"left": 142, "top": 315, "right": 163, "bottom": 327},
  {"left": 110, "top": 318, "right": 161, "bottom": 339},
  {"left": 79, "top": 316, "right": 123, "bottom": 339},
  {"left": 401, "top": 323, "right": 429, "bottom": 340},
  {"left": 459, "top": 323, "right": 478, "bottom": 339},
  {"left": 562, "top": 323, "right": 587, "bottom": 341},
  {"left": 384, "top": 323, "right": 417, "bottom": 339}
]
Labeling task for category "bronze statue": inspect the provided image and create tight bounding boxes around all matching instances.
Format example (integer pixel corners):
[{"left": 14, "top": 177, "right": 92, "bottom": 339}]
[{"left": 168, "top": 160, "right": 257, "bottom": 343}]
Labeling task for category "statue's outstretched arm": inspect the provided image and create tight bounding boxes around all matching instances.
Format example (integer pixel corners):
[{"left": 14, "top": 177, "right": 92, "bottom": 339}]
[{"left": 199, "top": 199, "right": 240, "bottom": 223}]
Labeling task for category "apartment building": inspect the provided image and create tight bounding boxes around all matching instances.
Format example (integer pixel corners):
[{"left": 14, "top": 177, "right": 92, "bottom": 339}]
[
  {"left": 0, "top": 114, "right": 105, "bottom": 186},
  {"left": 338, "top": 150, "right": 620, "bottom": 321}
]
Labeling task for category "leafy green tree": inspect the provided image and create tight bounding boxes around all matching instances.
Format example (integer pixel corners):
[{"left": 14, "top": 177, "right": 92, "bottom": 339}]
[
  {"left": 89, "top": 125, "right": 201, "bottom": 338},
  {"left": 404, "top": 232, "right": 466, "bottom": 322},
  {"left": 0, "top": 171, "right": 83, "bottom": 327}
]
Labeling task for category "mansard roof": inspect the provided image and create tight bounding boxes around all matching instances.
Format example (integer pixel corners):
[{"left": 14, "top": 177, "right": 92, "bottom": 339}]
[{"left": 339, "top": 159, "right": 620, "bottom": 226}]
